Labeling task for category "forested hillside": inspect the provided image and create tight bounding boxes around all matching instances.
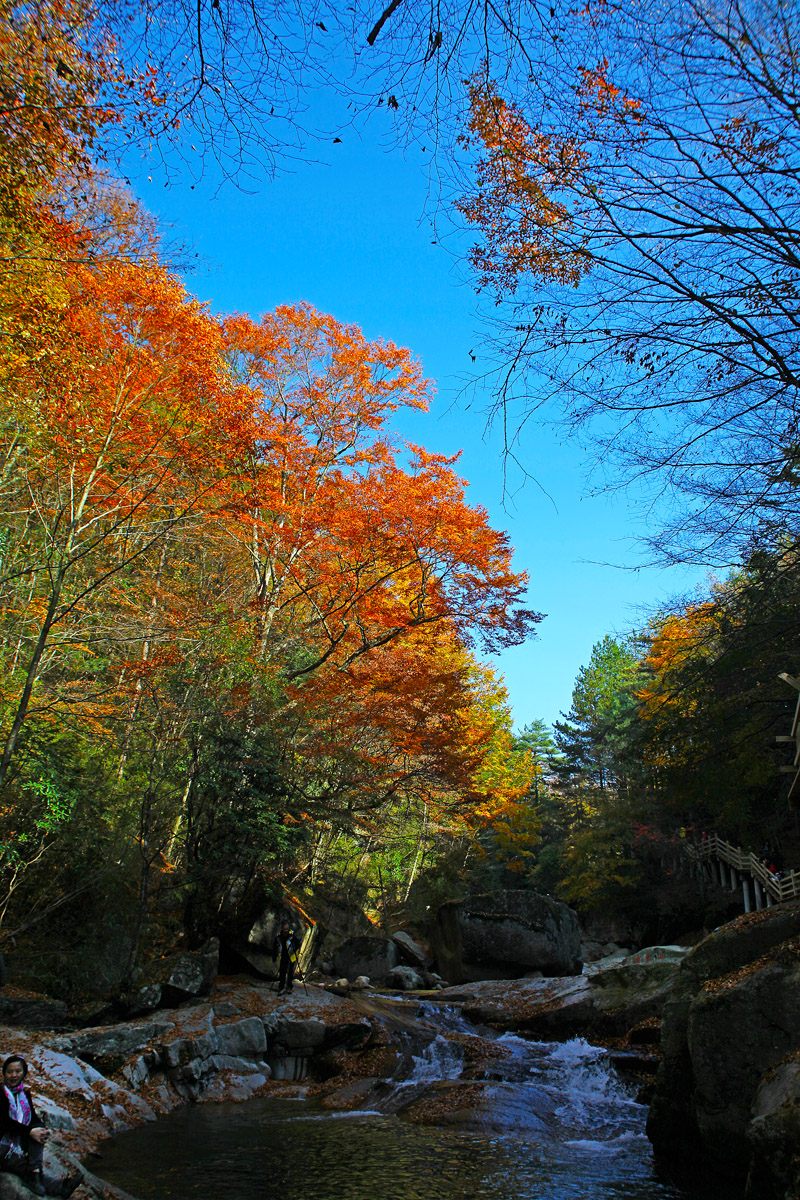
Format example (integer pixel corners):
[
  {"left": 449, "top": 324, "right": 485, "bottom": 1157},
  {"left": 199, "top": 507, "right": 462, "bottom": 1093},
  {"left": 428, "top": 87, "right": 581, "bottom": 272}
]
[
  {"left": 3, "top": 0, "right": 800, "bottom": 1002},
  {"left": 479, "top": 555, "right": 800, "bottom": 943},
  {"left": 0, "top": 0, "right": 544, "bottom": 997}
]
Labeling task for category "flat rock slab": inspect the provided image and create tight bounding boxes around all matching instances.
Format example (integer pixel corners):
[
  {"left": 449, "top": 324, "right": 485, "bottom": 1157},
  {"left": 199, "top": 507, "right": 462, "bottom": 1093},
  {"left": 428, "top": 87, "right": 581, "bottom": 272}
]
[{"left": 438, "top": 948, "right": 681, "bottom": 1038}]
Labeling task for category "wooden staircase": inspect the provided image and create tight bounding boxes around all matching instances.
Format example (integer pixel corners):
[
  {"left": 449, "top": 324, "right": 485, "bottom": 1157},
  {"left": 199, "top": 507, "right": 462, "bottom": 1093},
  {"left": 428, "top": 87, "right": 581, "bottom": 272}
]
[{"left": 684, "top": 833, "right": 800, "bottom": 912}]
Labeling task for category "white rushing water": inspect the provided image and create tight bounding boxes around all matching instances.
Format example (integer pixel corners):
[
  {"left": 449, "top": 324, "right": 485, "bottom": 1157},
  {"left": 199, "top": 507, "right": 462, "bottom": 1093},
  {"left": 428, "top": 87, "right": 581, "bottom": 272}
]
[{"left": 408, "top": 1033, "right": 465, "bottom": 1082}]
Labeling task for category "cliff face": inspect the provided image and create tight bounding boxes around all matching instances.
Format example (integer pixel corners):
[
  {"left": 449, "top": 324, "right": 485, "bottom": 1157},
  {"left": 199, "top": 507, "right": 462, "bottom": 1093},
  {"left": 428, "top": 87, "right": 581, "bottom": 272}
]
[{"left": 647, "top": 901, "right": 800, "bottom": 1199}]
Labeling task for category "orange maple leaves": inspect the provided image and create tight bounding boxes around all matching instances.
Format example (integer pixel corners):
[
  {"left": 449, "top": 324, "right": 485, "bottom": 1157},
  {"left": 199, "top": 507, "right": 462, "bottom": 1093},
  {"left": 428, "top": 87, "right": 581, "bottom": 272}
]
[
  {"left": 217, "top": 303, "right": 540, "bottom": 683},
  {"left": 458, "top": 77, "right": 591, "bottom": 295},
  {"left": 458, "top": 62, "right": 644, "bottom": 297}
]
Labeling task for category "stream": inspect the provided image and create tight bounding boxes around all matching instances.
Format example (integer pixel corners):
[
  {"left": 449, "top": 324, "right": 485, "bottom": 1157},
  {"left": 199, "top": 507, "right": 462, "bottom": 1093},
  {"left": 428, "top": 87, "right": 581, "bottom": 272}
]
[{"left": 91, "top": 999, "right": 724, "bottom": 1200}]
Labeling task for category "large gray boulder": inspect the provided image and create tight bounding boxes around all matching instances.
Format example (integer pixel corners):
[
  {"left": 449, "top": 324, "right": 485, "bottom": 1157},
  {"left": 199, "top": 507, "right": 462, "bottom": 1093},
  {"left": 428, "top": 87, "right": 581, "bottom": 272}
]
[
  {"left": 385, "top": 965, "right": 425, "bottom": 991},
  {"left": 647, "top": 901, "right": 800, "bottom": 1195},
  {"left": 392, "top": 931, "right": 431, "bottom": 970},
  {"left": 747, "top": 1057, "right": 800, "bottom": 1199},
  {"left": 165, "top": 938, "right": 219, "bottom": 1000},
  {"left": 273, "top": 1018, "right": 326, "bottom": 1052},
  {"left": 215, "top": 1016, "right": 267, "bottom": 1058},
  {"left": 458, "top": 890, "right": 582, "bottom": 978},
  {"left": 225, "top": 898, "right": 320, "bottom": 977},
  {"left": 332, "top": 936, "right": 398, "bottom": 981}
]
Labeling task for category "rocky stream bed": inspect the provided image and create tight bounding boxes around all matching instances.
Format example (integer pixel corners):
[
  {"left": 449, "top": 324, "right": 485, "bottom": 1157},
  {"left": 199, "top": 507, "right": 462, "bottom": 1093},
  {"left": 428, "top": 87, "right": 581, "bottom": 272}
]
[{"left": 0, "top": 901, "right": 797, "bottom": 1200}]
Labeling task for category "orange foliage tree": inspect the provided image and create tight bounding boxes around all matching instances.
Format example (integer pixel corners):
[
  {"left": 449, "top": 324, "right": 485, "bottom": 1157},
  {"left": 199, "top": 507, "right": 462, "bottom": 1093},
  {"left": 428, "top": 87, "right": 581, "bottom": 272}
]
[
  {"left": 219, "top": 304, "right": 539, "bottom": 679},
  {"left": 0, "top": 0, "right": 545, "bottom": 978},
  {"left": 0, "top": 252, "right": 243, "bottom": 788}
]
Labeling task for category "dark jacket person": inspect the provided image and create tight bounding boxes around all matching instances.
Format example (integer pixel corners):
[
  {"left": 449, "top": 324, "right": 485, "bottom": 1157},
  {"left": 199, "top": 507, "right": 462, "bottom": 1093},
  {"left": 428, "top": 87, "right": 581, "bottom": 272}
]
[
  {"left": 271, "top": 922, "right": 302, "bottom": 994},
  {"left": 0, "top": 1055, "right": 81, "bottom": 1197}
]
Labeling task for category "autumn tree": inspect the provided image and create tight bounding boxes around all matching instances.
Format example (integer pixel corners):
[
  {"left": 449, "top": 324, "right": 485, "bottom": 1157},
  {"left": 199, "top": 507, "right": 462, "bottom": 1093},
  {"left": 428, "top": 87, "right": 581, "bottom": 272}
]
[
  {"left": 457, "top": 0, "right": 800, "bottom": 564},
  {"left": 636, "top": 548, "right": 800, "bottom": 844},
  {"left": 219, "top": 303, "right": 539, "bottom": 677},
  {"left": 0, "top": 0, "right": 553, "bottom": 992},
  {"left": 0, "top": 255, "right": 242, "bottom": 791}
]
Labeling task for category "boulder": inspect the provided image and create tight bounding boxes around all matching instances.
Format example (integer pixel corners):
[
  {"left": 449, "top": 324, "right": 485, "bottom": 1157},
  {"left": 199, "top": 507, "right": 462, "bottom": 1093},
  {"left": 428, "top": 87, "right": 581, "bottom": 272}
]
[
  {"left": 213, "top": 1001, "right": 241, "bottom": 1018},
  {"left": 647, "top": 900, "right": 800, "bottom": 1195},
  {"left": 332, "top": 936, "right": 398, "bottom": 981},
  {"left": 321, "top": 1021, "right": 372, "bottom": 1052},
  {"left": 158, "top": 938, "right": 219, "bottom": 1004},
  {"left": 273, "top": 1018, "right": 326, "bottom": 1052},
  {"left": 0, "top": 992, "right": 69, "bottom": 1030},
  {"left": 458, "top": 890, "right": 582, "bottom": 977},
  {"left": 441, "top": 945, "right": 683, "bottom": 1039},
  {"left": 35, "top": 1094, "right": 77, "bottom": 1132},
  {"left": 215, "top": 1016, "right": 267, "bottom": 1058},
  {"left": 120, "top": 984, "right": 162, "bottom": 1016},
  {"left": 385, "top": 965, "right": 425, "bottom": 991},
  {"left": 392, "top": 931, "right": 431, "bottom": 970},
  {"left": 580, "top": 940, "right": 606, "bottom": 963},
  {"left": 746, "top": 1056, "right": 800, "bottom": 1199},
  {"left": 54, "top": 1020, "right": 175, "bottom": 1071},
  {"left": 225, "top": 900, "right": 320, "bottom": 977}
]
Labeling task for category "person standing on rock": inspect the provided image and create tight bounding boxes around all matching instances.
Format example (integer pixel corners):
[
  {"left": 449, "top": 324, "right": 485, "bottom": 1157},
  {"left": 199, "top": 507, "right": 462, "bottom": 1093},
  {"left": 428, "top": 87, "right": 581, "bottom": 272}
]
[
  {"left": 0, "top": 1056, "right": 81, "bottom": 1197},
  {"left": 272, "top": 921, "right": 302, "bottom": 994}
]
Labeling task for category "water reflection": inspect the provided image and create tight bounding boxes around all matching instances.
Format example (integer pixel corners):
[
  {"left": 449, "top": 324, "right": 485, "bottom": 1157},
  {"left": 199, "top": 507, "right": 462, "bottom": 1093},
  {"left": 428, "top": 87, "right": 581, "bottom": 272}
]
[{"left": 93, "top": 1096, "right": 708, "bottom": 1200}]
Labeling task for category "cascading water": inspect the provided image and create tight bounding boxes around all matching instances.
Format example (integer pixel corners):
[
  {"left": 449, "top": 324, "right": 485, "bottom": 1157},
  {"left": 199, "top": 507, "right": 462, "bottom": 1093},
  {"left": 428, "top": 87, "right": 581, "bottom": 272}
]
[
  {"left": 409, "top": 1033, "right": 465, "bottom": 1082},
  {"left": 90, "top": 1000, "right": 722, "bottom": 1200}
]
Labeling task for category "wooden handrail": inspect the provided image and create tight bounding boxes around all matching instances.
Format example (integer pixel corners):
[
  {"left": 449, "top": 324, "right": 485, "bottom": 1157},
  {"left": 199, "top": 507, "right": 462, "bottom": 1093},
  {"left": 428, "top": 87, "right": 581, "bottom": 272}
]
[{"left": 684, "top": 833, "right": 800, "bottom": 904}]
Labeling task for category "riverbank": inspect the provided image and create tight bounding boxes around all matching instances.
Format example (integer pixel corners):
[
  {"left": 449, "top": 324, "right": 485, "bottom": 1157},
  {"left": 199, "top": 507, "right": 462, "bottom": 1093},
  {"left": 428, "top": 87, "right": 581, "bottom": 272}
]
[
  {"left": 0, "top": 978, "right": 377, "bottom": 1199},
  {"left": 0, "top": 949, "right": 676, "bottom": 1200},
  {"left": 1, "top": 908, "right": 798, "bottom": 1200}
]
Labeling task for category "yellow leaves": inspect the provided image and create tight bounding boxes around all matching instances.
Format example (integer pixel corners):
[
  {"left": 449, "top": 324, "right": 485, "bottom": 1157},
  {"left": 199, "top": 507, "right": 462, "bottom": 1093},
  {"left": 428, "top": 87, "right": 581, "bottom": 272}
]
[{"left": 637, "top": 601, "right": 718, "bottom": 724}]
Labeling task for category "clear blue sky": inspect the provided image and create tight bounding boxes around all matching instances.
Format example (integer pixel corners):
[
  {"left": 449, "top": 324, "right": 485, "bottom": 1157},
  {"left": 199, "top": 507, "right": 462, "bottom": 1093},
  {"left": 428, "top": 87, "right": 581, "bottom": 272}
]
[{"left": 126, "top": 114, "right": 702, "bottom": 732}]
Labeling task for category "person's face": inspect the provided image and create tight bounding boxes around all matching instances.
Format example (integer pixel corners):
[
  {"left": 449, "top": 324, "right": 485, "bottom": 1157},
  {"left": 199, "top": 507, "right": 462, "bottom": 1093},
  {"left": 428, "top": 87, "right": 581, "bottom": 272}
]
[
  {"left": 281, "top": 923, "right": 289, "bottom": 933},
  {"left": 3, "top": 1062, "right": 25, "bottom": 1088}
]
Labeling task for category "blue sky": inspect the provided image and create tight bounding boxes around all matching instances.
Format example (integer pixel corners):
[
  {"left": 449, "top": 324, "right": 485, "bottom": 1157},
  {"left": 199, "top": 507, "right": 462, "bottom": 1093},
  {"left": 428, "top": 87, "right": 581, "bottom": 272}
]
[{"left": 127, "top": 116, "right": 702, "bottom": 731}]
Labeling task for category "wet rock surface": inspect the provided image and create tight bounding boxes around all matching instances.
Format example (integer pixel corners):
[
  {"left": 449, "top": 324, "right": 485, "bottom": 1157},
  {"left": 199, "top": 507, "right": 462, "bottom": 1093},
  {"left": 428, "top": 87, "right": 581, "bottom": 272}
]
[{"left": 438, "top": 947, "right": 684, "bottom": 1039}]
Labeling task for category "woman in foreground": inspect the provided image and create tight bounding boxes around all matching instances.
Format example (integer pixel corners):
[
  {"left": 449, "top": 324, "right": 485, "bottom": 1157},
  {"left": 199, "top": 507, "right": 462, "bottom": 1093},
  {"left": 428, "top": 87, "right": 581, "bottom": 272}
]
[{"left": 0, "top": 1055, "right": 81, "bottom": 1197}]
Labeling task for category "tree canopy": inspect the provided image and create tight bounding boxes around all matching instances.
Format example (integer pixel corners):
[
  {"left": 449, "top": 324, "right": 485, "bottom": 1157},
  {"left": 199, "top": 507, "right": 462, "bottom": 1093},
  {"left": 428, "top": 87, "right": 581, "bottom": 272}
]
[{"left": 0, "top": 0, "right": 542, "bottom": 996}]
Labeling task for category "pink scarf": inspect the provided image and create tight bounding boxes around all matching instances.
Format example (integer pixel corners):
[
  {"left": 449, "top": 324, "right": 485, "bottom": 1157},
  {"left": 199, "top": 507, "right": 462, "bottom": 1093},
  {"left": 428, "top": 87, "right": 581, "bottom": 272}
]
[
  {"left": 0, "top": 1082, "right": 30, "bottom": 1161},
  {"left": 4, "top": 1083, "right": 31, "bottom": 1128}
]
